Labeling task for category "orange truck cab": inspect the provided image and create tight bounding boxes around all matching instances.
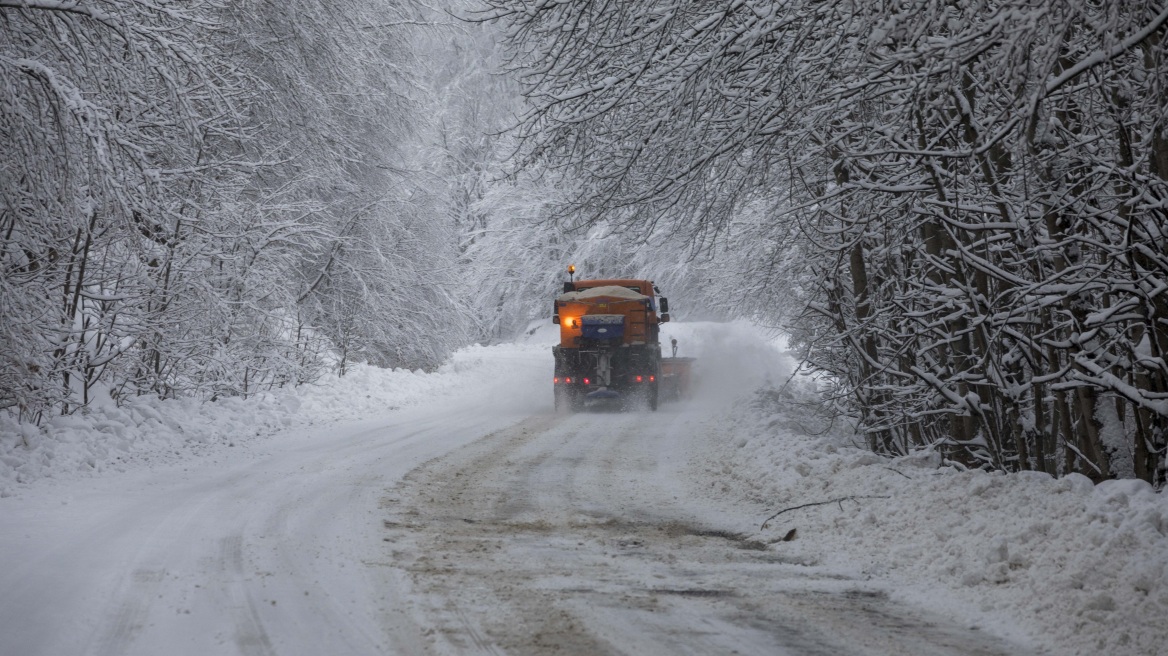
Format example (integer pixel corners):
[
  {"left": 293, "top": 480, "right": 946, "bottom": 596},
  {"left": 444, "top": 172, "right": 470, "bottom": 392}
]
[{"left": 552, "top": 272, "right": 670, "bottom": 411}]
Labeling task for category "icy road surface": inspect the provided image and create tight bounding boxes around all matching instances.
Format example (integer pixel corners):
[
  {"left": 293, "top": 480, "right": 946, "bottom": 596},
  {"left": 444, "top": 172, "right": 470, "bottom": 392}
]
[{"left": 0, "top": 323, "right": 1031, "bottom": 656}]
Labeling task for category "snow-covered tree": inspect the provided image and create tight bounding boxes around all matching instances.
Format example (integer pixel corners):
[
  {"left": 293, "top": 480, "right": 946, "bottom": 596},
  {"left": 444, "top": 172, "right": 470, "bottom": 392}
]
[
  {"left": 2, "top": 0, "right": 489, "bottom": 419},
  {"left": 0, "top": 0, "right": 249, "bottom": 417},
  {"left": 481, "top": 0, "right": 1168, "bottom": 484}
]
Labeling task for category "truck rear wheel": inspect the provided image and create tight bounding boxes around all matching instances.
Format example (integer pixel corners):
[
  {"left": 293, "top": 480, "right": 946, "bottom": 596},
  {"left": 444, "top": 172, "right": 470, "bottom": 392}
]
[{"left": 649, "top": 382, "right": 659, "bottom": 411}]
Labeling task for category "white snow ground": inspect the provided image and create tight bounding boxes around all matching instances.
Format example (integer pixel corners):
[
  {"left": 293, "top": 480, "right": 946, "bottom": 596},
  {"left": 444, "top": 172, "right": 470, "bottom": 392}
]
[{"left": 0, "top": 321, "right": 1164, "bottom": 655}]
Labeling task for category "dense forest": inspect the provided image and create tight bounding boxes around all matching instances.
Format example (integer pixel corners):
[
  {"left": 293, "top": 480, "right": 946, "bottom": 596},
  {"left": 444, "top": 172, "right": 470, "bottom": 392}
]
[
  {"left": 480, "top": 0, "right": 1168, "bottom": 485},
  {"left": 3, "top": 1, "right": 1167, "bottom": 486},
  {"left": 0, "top": 1, "right": 728, "bottom": 421}
]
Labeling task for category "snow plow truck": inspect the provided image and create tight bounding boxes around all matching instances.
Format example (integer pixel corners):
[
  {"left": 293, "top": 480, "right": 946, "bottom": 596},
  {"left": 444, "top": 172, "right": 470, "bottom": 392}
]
[{"left": 552, "top": 266, "right": 690, "bottom": 411}]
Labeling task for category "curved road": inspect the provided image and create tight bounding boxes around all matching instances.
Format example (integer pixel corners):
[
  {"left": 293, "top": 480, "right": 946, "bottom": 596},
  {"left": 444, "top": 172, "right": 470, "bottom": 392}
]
[
  {"left": 0, "top": 366, "right": 1029, "bottom": 655},
  {"left": 0, "top": 404, "right": 524, "bottom": 656}
]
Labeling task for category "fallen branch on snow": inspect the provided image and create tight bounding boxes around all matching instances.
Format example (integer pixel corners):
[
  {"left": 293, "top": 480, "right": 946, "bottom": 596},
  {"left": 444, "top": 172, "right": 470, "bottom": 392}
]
[{"left": 760, "top": 495, "right": 891, "bottom": 531}]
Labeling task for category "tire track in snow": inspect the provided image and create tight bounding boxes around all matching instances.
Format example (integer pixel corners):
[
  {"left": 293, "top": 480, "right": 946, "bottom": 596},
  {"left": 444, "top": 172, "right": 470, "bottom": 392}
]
[
  {"left": 90, "top": 568, "right": 167, "bottom": 656},
  {"left": 0, "top": 401, "right": 533, "bottom": 656},
  {"left": 219, "top": 535, "right": 277, "bottom": 656},
  {"left": 385, "top": 407, "right": 1034, "bottom": 656}
]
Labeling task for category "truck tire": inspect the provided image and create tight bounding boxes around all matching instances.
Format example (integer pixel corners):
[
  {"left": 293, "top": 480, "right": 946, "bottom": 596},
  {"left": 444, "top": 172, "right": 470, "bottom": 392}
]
[{"left": 649, "top": 382, "right": 659, "bottom": 411}]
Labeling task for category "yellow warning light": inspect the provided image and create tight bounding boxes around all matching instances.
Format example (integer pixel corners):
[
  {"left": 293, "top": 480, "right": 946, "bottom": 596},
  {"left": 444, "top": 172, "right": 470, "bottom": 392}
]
[{"left": 567, "top": 264, "right": 576, "bottom": 275}]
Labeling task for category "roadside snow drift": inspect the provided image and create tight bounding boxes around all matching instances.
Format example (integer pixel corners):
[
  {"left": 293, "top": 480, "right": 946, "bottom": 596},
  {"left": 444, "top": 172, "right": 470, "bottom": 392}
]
[
  {"left": 0, "top": 340, "right": 548, "bottom": 496},
  {"left": 697, "top": 370, "right": 1168, "bottom": 656}
]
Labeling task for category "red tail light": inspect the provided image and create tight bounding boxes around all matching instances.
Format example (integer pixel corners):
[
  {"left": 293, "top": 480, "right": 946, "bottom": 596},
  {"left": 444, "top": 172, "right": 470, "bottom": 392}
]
[
  {"left": 583, "top": 378, "right": 591, "bottom": 385},
  {"left": 554, "top": 377, "right": 560, "bottom": 384},
  {"left": 650, "top": 375, "right": 656, "bottom": 382},
  {"left": 565, "top": 377, "right": 573, "bottom": 384},
  {"left": 635, "top": 375, "right": 643, "bottom": 383}
]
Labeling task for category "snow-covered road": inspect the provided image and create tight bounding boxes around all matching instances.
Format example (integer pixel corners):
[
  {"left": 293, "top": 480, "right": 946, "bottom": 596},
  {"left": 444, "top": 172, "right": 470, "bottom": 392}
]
[
  {"left": 2, "top": 322, "right": 1161, "bottom": 655},
  {"left": 0, "top": 402, "right": 533, "bottom": 656},
  {"left": 0, "top": 404, "right": 1023, "bottom": 656},
  {"left": 385, "top": 406, "right": 1027, "bottom": 655}
]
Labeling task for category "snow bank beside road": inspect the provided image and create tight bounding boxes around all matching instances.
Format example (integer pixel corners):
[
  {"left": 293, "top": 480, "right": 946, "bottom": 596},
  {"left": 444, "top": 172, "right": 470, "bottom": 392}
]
[
  {"left": 0, "top": 341, "right": 549, "bottom": 497},
  {"left": 701, "top": 384, "right": 1168, "bottom": 656}
]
